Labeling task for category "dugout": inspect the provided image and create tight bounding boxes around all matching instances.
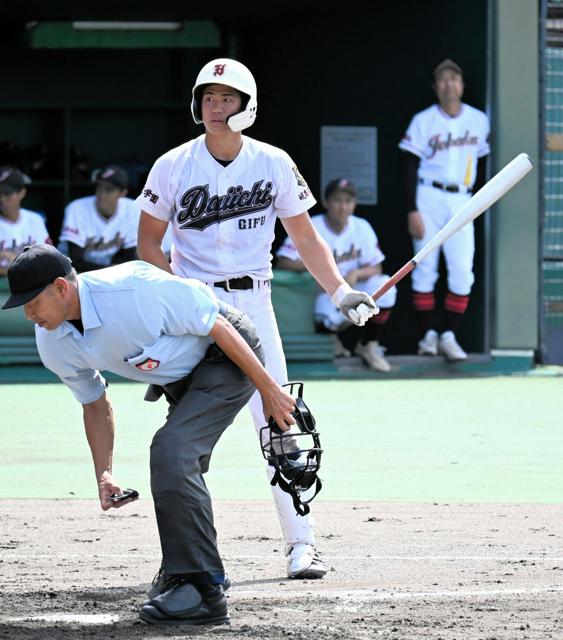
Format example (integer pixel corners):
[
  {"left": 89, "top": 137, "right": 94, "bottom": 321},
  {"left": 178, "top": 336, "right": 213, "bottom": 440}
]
[{"left": 0, "top": 1, "right": 540, "bottom": 372}]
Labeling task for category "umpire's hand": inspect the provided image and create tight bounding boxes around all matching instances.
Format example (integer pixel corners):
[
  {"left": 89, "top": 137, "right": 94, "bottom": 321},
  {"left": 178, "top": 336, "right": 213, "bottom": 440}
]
[{"left": 98, "top": 471, "right": 133, "bottom": 510}]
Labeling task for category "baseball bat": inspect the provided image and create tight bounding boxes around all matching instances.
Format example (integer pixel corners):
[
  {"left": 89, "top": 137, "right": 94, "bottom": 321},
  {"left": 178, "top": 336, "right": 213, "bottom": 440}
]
[{"left": 371, "top": 152, "right": 533, "bottom": 302}]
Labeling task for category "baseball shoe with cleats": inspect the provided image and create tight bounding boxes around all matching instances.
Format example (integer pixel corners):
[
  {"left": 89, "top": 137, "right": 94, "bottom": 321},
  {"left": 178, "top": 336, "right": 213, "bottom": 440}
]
[
  {"left": 438, "top": 331, "right": 467, "bottom": 362},
  {"left": 140, "top": 581, "right": 230, "bottom": 626},
  {"left": 418, "top": 329, "right": 438, "bottom": 356},
  {"left": 286, "top": 543, "right": 327, "bottom": 579},
  {"left": 332, "top": 334, "right": 351, "bottom": 358},
  {"left": 146, "top": 568, "right": 231, "bottom": 603},
  {"left": 354, "top": 340, "right": 391, "bottom": 372}
]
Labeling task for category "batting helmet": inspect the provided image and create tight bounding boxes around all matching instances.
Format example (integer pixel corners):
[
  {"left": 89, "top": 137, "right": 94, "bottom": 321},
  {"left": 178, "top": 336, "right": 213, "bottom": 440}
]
[
  {"left": 191, "top": 58, "right": 258, "bottom": 133},
  {"left": 260, "top": 382, "right": 323, "bottom": 516}
]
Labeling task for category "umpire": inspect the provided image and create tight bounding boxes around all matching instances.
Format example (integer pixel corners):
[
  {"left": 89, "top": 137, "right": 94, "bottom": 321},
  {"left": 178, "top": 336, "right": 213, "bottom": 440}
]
[{"left": 1, "top": 244, "right": 296, "bottom": 626}]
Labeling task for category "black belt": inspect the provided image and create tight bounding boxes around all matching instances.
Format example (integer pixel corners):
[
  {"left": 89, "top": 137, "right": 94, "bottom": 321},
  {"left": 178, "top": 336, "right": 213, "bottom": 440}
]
[
  {"left": 419, "top": 178, "right": 470, "bottom": 194},
  {"left": 213, "top": 276, "right": 255, "bottom": 291}
]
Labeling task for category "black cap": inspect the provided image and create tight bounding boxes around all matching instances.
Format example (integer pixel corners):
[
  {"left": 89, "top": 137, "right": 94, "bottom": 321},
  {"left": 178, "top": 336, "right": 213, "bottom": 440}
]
[
  {"left": 0, "top": 167, "right": 32, "bottom": 195},
  {"left": 1, "top": 244, "right": 73, "bottom": 310},
  {"left": 324, "top": 178, "right": 358, "bottom": 200},
  {"left": 91, "top": 164, "right": 128, "bottom": 190},
  {"left": 433, "top": 59, "right": 463, "bottom": 79}
]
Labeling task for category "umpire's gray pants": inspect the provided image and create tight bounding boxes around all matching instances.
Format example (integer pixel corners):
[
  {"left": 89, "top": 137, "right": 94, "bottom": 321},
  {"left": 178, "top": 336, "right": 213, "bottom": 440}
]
[{"left": 147, "top": 304, "right": 262, "bottom": 585}]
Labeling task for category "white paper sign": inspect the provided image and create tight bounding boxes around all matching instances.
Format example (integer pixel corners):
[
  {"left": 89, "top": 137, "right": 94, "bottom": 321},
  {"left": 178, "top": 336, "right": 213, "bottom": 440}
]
[{"left": 321, "top": 126, "right": 377, "bottom": 205}]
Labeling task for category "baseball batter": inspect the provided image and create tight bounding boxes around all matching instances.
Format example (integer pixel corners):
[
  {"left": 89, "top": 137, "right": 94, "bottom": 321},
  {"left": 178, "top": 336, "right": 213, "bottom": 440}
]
[
  {"left": 399, "top": 58, "right": 490, "bottom": 361},
  {"left": 136, "top": 58, "right": 378, "bottom": 579},
  {"left": 0, "top": 167, "right": 51, "bottom": 275},
  {"left": 277, "top": 178, "right": 396, "bottom": 372}
]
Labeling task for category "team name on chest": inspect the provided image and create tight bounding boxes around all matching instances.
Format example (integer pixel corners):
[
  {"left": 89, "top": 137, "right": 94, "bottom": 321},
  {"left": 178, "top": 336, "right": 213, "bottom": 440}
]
[
  {"left": 177, "top": 180, "right": 274, "bottom": 231},
  {"left": 428, "top": 130, "right": 478, "bottom": 159},
  {"left": 334, "top": 244, "right": 361, "bottom": 264}
]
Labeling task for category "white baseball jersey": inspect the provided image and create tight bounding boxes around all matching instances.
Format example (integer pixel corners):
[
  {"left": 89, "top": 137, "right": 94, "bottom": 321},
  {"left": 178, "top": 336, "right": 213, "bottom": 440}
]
[
  {"left": 59, "top": 195, "right": 140, "bottom": 267},
  {"left": 399, "top": 103, "right": 490, "bottom": 188},
  {"left": 136, "top": 134, "right": 316, "bottom": 282},
  {"left": 0, "top": 208, "right": 51, "bottom": 270},
  {"left": 276, "top": 213, "right": 385, "bottom": 276}
]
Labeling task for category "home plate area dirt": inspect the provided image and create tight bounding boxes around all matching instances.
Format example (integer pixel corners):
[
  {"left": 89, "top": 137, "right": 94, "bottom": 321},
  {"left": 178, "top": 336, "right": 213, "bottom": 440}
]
[{"left": 0, "top": 500, "right": 561, "bottom": 639}]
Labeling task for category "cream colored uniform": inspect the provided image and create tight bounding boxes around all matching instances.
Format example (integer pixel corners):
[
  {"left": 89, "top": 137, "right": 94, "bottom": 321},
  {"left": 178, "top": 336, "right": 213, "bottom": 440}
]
[
  {"left": 0, "top": 209, "right": 51, "bottom": 270},
  {"left": 137, "top": 134, "right": 317, "bottom": 547},
  {"left": 59, "top": 195, "right": 173, "bottom": 264},
  {"left": 277, "top": 214, "right": 396, "bottom": 331},
  {"left": 399, "top": 103, "right": 490, "bottom": 295}
]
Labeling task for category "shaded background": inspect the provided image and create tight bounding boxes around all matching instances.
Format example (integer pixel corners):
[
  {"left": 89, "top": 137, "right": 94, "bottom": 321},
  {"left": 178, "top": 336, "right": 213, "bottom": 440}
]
[{"left": 1, "top": 1, "right": 490, "bottom": 355}]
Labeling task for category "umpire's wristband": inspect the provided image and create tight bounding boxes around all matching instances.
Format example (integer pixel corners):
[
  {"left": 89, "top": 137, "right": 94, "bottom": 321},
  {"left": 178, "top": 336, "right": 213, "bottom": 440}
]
[{"left": 330, "top": 283, "right": 354, "bottom": 308}]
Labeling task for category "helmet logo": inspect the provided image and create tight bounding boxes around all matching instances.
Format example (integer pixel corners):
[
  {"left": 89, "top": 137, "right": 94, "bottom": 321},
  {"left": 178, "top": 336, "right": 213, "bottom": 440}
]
[{"left": 213, "top": 63, "right": 226, "bottom": 76}]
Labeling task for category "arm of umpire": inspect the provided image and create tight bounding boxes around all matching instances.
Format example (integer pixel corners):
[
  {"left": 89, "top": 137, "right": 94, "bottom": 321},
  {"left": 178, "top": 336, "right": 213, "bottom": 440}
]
[
  {"left": 82, "top": 392, "right": 131, "bottom": 511},
  {"left": 209, "top": 315, "right": 296, "bottom": 431}
]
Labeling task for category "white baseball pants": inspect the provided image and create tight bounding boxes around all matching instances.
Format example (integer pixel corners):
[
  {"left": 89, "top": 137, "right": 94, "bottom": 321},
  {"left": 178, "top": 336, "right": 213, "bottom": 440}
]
[
  {"left": 209, "top": 281, "right": 316, "bottom": 547},
  {"left": 412, "top": 185, "right": 475, "bottom": 296}
]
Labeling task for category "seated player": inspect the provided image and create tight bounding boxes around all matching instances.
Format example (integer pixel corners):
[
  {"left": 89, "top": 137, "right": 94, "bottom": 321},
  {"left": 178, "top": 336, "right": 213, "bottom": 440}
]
[
  {"left": 58, "top": 164, "right": 140, "bottom": 272},
  {"left": 277, "top": 178, "right": 396, "bottom": 372},
  {"left": 0, "top": 167, "right": 51, "bottom": 276}
]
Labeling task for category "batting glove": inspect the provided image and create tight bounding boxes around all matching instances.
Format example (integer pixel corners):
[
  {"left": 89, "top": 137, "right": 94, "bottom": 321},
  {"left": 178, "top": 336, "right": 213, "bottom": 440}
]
[{"left": 331, "top": 283, "right": 379, "bottom": 326}]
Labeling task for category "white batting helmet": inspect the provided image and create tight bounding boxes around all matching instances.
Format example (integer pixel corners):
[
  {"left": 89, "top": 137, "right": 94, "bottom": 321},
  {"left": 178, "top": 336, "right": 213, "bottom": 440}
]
[{"left": 191, "top": 58, "right": 258, "bottom": 132}]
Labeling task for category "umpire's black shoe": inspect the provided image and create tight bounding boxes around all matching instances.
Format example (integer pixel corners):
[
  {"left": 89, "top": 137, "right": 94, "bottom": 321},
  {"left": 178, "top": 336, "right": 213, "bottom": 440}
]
[
  {"left": 140, "top": 582, "right": 230, "bottom": 626},
  {"left": 145, "top": 569, "right": 231, "bottom": 602}
]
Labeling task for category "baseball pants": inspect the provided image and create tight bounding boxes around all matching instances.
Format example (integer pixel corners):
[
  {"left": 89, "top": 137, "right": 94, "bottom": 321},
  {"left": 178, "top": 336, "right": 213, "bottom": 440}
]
[
  {"left": 412, "top": 185, "right": 475, "bottom": 296},
  {"left": 147, "top": 304, "right": 262, "bottom": 583},
  {"left": 315, "top": 273, "right": 397, "bottom": 332},
  {"left": 208, "top": 281, "right": 316, "bottom": 548}
]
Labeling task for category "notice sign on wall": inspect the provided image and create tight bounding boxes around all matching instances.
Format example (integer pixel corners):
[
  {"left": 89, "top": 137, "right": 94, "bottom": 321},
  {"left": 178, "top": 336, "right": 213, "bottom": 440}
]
[{"left": 321, "top": 126, "right": 377, "bottom": 205}]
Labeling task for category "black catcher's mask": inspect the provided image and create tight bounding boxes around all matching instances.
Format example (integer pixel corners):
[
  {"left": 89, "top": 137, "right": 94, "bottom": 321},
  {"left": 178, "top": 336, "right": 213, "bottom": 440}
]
[{"left": 260, "top": 382, "right": 323, "bottom": 516}]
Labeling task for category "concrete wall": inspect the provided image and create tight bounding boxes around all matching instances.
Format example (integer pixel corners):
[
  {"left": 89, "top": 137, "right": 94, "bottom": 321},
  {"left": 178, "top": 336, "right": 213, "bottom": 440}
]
[{"left": 491, "top": 0, "right": 540, "bottom": 350}]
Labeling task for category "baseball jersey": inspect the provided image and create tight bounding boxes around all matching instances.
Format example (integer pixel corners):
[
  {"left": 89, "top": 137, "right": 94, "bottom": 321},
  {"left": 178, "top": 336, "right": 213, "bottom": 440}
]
[
  {"left": 136, "top": 134, "right": 316, "bottom": 282},
  {"left": 277, "top": 214, "right": 385, "bottom": 277},
  {"left": 399, "top": 103, "right": 490, "bottom": 188},
  {"left": 36, "top": 261, "right": 219, "bottom": 405},
  {"left": 59, "top": 195, "right": 140, "bottom": 267},
  {"left": 0, "top": 208, "right": 51, "bottom": 270}
]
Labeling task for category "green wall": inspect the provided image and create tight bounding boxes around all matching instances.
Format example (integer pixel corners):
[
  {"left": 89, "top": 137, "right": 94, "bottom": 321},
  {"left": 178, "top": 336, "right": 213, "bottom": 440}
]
[{"left": 491, "top": 0, "right": 540, "bottom": 350}]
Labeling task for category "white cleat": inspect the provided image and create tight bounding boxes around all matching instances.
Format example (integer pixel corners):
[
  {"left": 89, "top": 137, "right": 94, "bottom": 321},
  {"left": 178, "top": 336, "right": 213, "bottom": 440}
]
[
  {"left": 286, "top": 543, "right": 327, "bottom": 579},
  {"left": 438, "top": 331, "right": 467, "bottom": 362},
  {"left": 418, "top": 329, "right": 438, "bottom": 356},
  {"left": 354, "top": 340, "right": 391, "bottom": 372},
  {"left": 332, "top": 334, "right": 351, "bottom": 358}
]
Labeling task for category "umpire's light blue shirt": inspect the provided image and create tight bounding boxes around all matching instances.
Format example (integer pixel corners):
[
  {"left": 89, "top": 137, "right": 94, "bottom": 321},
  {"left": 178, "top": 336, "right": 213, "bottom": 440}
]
[{"left": 36, "top": 261, "right": 219, "bottom": 404}]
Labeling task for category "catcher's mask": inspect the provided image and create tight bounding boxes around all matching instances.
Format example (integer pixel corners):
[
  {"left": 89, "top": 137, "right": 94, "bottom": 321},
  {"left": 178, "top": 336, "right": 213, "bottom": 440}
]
[{"left": 260, "top": 382, "right": 322, "bottom": 516}]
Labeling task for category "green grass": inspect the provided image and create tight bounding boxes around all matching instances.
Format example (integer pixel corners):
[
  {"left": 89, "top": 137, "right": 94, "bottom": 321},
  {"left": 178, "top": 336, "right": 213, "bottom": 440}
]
[{"left": 1, "top": 377, "right": 562, "bottom": 503}]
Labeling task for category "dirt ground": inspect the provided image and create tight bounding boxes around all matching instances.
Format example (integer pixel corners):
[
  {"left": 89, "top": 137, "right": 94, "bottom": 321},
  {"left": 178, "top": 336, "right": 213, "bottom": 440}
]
[{"left": 0, "top": 499, "right": 562, "bottom": 639}]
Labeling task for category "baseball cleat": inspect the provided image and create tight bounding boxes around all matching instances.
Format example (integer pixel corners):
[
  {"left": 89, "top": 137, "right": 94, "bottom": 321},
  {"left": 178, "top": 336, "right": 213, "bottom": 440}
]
[
  {"left": 332, "top": 334, "right": 351, "bottom": 358},
  {"left": 418, "top": 329, "right": 438, "bottom": 356},
  {"left": 438, "top": 331, "right": 467, "bottom": 362},
  {"left": 286, "top": 543, "right": 327, "bottom": 579},
  {"left": 354, "top": 340, "right": 391, "bottom": 372}
]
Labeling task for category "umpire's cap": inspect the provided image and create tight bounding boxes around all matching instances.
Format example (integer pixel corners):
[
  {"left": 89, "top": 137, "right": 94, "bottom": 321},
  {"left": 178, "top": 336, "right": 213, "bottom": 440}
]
[{"left": 1, "top": 244, "right": 73, "bottom": 310}]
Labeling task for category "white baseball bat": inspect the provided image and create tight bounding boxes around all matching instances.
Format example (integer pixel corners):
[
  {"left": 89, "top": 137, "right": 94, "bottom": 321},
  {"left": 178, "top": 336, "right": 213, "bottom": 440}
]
[{"left": 371, "top": 152, "right": 533, "bottom": 302}]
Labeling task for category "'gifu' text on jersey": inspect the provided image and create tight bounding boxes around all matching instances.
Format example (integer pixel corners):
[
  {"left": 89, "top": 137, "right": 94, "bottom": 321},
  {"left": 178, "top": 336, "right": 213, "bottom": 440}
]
[
  {"left": 136, "top": 135, "right": 316, "bottom": 281},
  {"left": 398, "top": 103, "right": 490, "bottom": 188}
]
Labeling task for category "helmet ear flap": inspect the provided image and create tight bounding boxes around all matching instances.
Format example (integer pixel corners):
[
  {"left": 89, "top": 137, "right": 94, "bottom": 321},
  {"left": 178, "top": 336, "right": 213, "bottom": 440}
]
[{"left": 191, "top": 85, "right": 206, "bottom": 124}]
